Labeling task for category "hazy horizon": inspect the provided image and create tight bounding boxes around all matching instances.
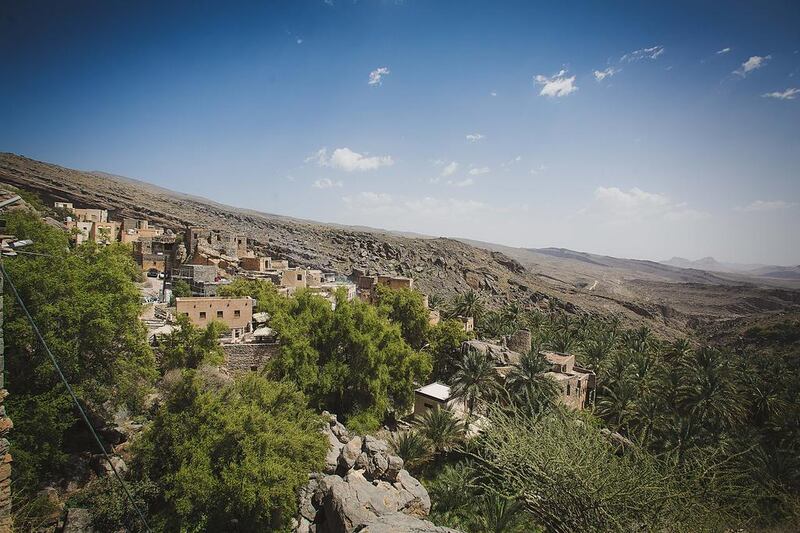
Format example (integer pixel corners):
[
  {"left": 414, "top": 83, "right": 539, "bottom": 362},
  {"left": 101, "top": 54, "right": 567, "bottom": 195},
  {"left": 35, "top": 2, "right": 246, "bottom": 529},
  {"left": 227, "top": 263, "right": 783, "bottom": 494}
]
[{"left": 2, "top": 1, "right": 798, "bottom": 264}]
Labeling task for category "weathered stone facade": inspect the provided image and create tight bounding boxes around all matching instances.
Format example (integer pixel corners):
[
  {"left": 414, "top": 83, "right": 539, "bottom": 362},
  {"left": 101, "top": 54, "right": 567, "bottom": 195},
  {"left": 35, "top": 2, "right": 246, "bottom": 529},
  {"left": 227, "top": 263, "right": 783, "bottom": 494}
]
[{"left": 222, "top": 342, "right": 280, "bottom": 373}]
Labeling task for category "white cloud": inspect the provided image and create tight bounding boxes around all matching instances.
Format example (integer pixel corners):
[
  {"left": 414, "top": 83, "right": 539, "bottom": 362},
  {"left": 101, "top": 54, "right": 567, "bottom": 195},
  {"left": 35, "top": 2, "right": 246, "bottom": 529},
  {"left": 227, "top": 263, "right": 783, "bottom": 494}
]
[
  {"left": 297, "top": 38, "right": 304, "bottom": 45},
  {"left": 762, "top": 88, "right": 799, "bottom": 100},
  {"left": 468, "top": 166, "right": 490, "bottom": 176},
  {"left": 593, "top": 67, "right": 620, "bottom": 82},
  {"left": 466, "top": 133, "right": 485, "bottom": 142},
  {"left": 621, "top": 45, "right": 665, "bottom": 62},
  {"left": 736, "top": 200, "right": 798, "bottom": 212},
  {"left": 368, "top": 66, "right": 391, "bottom": 86},
  {"left": 313, "top": 178, "right": 343, "bottom": 189},
  {"left": 441, "top": 161, "right": 459, "bottom": 177},
  {"left": 530, "top": 164, "right": 546, "bottom": 175},
  {"left": 589, "top": 186, "right": 710, "bottom": 222},
  {"left": 448, "top": 178, "right": 474, "bottom": 187},
  {"left": 490, "top": 91, "right": 497, "bottom": 97},
  {"left": 534, "top": 70, "right": 577, "bottom": 97},
  {"left": 716, "top": 47, "right": 731, "bottom": 55},
  {"left": 307, "top": 147, "right": 394, "bottom": 171},
  {"left": 734, "top": 55, "right": 770, "bottom": 77}
]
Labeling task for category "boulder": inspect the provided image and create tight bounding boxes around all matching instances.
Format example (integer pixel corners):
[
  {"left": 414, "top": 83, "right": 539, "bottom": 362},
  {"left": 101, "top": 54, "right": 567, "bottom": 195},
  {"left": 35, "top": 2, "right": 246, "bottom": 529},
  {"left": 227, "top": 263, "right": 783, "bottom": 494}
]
[
  {"left": 338, "top": 436, "right": 362, "bottom": 471},
  {"left": 302, "top": 415, "right": 460, "bottom": 533},
  {"left": 63, "top": 507, "right": 94, "bottom": 533}
]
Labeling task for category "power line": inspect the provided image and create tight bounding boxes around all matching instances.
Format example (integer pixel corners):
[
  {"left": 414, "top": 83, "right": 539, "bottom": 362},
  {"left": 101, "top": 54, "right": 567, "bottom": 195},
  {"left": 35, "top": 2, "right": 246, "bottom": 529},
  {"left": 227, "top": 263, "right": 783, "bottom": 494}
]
[{"left": 0, "top": 259, "right": 151, "bottom": 532}]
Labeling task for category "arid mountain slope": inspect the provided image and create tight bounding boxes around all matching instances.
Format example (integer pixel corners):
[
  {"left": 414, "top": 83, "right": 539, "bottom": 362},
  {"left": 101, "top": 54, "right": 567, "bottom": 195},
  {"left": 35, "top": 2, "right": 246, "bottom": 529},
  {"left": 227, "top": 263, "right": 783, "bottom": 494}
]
[{"left": 2, "top": 152, "right": 798, "bottom": 340}]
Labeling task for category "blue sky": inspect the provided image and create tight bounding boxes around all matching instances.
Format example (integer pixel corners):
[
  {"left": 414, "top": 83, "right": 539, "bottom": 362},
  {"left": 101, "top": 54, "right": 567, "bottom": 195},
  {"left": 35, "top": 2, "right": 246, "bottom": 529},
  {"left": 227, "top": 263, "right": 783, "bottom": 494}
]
[{"left": 1, "top": 0, "right": 799, "bottom": 264}]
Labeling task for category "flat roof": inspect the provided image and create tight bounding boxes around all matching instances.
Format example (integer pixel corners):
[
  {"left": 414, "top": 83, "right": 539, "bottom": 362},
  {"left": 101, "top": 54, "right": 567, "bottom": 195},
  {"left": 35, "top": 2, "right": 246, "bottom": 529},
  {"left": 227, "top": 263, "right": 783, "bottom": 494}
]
[
  {"left": 175, "top": 296, "right": 252, "bottom": 302},
  {"left": 415, "top": 382, "right": 451, "bottom": 401}
]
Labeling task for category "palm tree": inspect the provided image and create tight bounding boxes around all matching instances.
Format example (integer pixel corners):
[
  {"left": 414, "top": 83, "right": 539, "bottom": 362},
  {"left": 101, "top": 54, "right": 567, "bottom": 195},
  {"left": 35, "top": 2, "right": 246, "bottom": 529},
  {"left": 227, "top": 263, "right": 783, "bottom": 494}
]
[
  {"left": 448, "top": 289, "right": 484, "bottom": 321},
  {"left": 501, "top": 302, "right": 522, "bottom": 325},
  {"left": 467, "top": 494, "right": 530, "bottom": 533},
  {"left": 596, "top": 379, "right": 637, "bottom": 431},
  {"left": 388, "top": 430, "right": 432, "bottom": 472},
  {"left": 451, "top": 348, "right": 500, "bottom": 423},
  {"left": 549, "top": 328, "right": 577, "bottom": 354},
  {"left": 505, "top": 350, "right": 559, "bottom": 413},
  {"left": 427, "top": 293, "right": 444, "bottom": 310},
  {"left": 581, "top": 338, "right": 612, "bottom": 371},
  {"left": 677, "top": 347, "right": 744, "bottom": 436},
  {"left": 415, "top": 407, "right": 465, "bottom": 455}
]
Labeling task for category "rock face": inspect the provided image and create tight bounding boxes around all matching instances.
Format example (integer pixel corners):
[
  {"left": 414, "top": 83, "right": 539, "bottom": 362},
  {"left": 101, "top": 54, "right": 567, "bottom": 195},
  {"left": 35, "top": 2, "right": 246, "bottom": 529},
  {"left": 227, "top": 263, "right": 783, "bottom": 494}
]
[{"left": 297, "top": 414, "right": 460, "bottom": 533}]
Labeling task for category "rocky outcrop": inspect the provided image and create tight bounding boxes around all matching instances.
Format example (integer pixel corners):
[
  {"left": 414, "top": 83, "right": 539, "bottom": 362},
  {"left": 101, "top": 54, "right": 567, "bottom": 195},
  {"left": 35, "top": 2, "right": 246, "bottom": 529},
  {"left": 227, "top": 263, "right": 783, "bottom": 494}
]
[{"left": 297, "top": 414, "right": 460, "bottom": 533}]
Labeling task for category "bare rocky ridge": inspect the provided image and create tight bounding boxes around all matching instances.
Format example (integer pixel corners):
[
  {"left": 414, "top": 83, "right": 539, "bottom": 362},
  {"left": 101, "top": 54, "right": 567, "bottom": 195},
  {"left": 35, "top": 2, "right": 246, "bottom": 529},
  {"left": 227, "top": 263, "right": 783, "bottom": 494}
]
[{"left": 2, "top": 152, "right": 799, "bottom": 340}]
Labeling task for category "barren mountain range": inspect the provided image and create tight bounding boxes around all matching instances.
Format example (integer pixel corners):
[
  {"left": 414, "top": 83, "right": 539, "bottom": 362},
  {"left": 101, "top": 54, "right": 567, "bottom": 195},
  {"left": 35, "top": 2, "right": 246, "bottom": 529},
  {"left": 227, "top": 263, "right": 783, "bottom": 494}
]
[{"left": 2, "top": 152, "right": 798, "bottom": 341}]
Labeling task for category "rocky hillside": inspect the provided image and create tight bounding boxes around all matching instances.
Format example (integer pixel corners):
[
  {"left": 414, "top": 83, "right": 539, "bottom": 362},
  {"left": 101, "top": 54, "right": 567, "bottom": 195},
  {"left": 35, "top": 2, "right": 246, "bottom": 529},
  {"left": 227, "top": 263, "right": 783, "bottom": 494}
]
[{"left": 2, "top": 152, "right": 799, "bottom": 340}]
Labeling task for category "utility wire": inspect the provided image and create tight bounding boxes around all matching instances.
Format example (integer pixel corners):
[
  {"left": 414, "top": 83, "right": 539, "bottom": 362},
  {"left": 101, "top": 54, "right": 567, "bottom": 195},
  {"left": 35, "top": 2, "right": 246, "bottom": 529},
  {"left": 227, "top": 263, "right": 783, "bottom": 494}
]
[{"left": 0, "top": 259, "right": 151, "bottom": 532}]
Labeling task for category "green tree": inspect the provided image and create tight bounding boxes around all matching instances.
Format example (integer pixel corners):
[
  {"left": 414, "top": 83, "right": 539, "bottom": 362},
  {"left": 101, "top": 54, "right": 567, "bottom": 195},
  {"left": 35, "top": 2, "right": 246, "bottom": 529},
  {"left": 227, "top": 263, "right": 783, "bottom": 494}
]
[
  {"left": 470, "top": 408, "right": 759, "bottom": 532},
  {"left": 389, "top": 430, "right": 432, "bottom": 472},
  {"left": 2, "top": 211, "right": 157, "bottom": 491},
  {"left": 170, "top": 279, "right": 192, "bottom": 301},
  {"left": 451, "top": 348, "right": 500, "bottom": 422},
  {"left": 133, "top": 371, "right": 326, "bottom": 531},
  {"left": 217, "top": 277, "right": 289, "bottom": 315},
  {"left": 505, "top": 351, "right": 559, "bottom": 414},
  {"left": 155, "top": 314, "right": 225, "bottom": 370},
  {"left": 428, "top": 319, "right": 470, "bottom": 380},
  {"left": 415, "top": 407, "right": 464, "bottom": 456},
  {"left": 374, "top": 285, "right": 431, "bottom": 349},
  {"left": 267, "top": 290, "right": 432, "bottom": 419},
  {"left": 448, "top": 289, "right": 484, "bottom": 321}
]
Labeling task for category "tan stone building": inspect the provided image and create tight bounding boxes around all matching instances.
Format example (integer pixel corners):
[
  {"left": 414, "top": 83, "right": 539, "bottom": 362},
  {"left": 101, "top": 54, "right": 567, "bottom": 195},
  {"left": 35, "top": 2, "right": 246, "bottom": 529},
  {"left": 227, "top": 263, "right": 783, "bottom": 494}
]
[
  {"left": 175, "top": 296, "right": 254, "bottom": 338},
  {"left": 73, "top": 208, "right": 108, "bottom": 223},
  {"left": 461, "top": 334, "right": 596, "bottom": 410},
  {"left": 120, "top": 218, "right": 163, "bottom": 243},
  {"left": 240, "top": 256, "right": 272, "bottom": 272},
  {"left": 90, "top": 221, "right": 121, "bottom": 244}
]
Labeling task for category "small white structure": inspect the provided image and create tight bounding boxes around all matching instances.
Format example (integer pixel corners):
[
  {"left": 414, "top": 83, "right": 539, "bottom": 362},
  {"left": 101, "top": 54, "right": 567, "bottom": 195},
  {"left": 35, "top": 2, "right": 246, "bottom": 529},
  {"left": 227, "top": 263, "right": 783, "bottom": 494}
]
[{"left": 413, "top": 382, "right": 452, "bottom": 417}]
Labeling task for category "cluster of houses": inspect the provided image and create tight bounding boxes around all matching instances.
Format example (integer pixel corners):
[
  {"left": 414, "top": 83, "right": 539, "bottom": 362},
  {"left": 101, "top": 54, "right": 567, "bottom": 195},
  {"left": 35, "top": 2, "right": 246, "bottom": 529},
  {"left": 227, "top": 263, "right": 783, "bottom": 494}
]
[
  {"left": 54, "top": 200, "right": 596, "bottom": 417},
  {"left": 413, "top": 329, "right": 597, "bottom": 422}
]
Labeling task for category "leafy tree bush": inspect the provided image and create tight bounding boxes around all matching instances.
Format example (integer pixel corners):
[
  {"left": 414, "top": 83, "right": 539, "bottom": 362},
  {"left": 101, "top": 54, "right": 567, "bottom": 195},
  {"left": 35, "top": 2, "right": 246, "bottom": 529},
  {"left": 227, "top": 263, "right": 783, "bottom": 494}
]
[
  {"left": 2, "top": 211, "right": 157, "bottom": 491},
  {"left": 132, "top": 370, "right": 326, "bottom": 531},
  {"left": 155, "top": 314, "right": 225, "bottom": 370},
  {"left": 169, "top": 279, "right": 192, "bottom": 305},
  {"left": 267, "top": 290, "right": 431, "bottom": 420},
  {"left": 470, "top": 407, "right": 759, "bottom": 532},
  {"left": 374, "top": 285, "right": 431, "bottom": 349},
  {"left": 428, "top": 319, "right": 470, "bottom": 380}
]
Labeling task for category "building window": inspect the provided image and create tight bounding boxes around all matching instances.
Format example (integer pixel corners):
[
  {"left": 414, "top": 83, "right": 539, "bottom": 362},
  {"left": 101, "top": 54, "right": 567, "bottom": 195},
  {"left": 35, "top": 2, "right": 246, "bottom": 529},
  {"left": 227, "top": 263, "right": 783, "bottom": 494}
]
[
  {"left": 297, "top": 274, "right": 303, "bottom": 281},
  {"left": 217, "top": 310, "right": 224, "bottom": 318},
  {"left": 424, "top": 402, "right": 434, "bottom": 409},
  {"left": 199, "top": 312, "right": 206, "bottom": 319},
  {"left": 234, "top": 310, "right": 241, "bottom": 317},
  {"left": 566, "top": 384, "right": 571, "bottom": 396}
]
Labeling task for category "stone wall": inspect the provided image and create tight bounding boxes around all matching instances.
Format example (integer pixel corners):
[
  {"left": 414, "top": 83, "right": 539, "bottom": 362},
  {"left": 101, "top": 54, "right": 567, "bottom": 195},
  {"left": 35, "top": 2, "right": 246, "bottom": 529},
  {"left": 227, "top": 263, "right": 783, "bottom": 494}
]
[
  {"left": 0, "top": 274, "right": 12, "bottom": 531},
  {"left": 222, "top": 342, "right": 280, "bottom": 374}
]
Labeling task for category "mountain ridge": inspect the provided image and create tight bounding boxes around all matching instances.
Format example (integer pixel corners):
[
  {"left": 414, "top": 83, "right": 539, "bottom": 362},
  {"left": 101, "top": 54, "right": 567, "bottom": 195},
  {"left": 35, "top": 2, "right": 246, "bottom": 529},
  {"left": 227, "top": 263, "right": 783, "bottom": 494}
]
[{"left": 2, "top": 151, "right": 799, "bottom": 341}]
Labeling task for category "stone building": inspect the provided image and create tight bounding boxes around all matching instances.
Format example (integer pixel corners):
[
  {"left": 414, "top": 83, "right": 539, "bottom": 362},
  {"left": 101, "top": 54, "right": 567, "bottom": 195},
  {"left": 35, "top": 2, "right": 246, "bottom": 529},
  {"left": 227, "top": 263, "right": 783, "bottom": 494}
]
[
  {"left": 133, "top": 234, "right": 179, "bottom": 272},
  {"left": 186, "top": 227, "right": 247, "bottom": 258},
  {"left": 72, "top": 208, "right": 108, "bottom": 223},
  {"left": 90, "top": 221, "right": 120, "bottom": 244},
  {"left": 175, "top": 296, "right": 254, "bottom": 339},
  {"left": 354, "top": 271, "right": 415, "bottom": 303},
  {"left": 240, "top": 256, "right": 272, "bottom": 272},
  {"left": 460, "top": 332, "right": 596, "bottom": 410},
  {"left": 120, "top": 218, "right": 163, "bottom": 244}
]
